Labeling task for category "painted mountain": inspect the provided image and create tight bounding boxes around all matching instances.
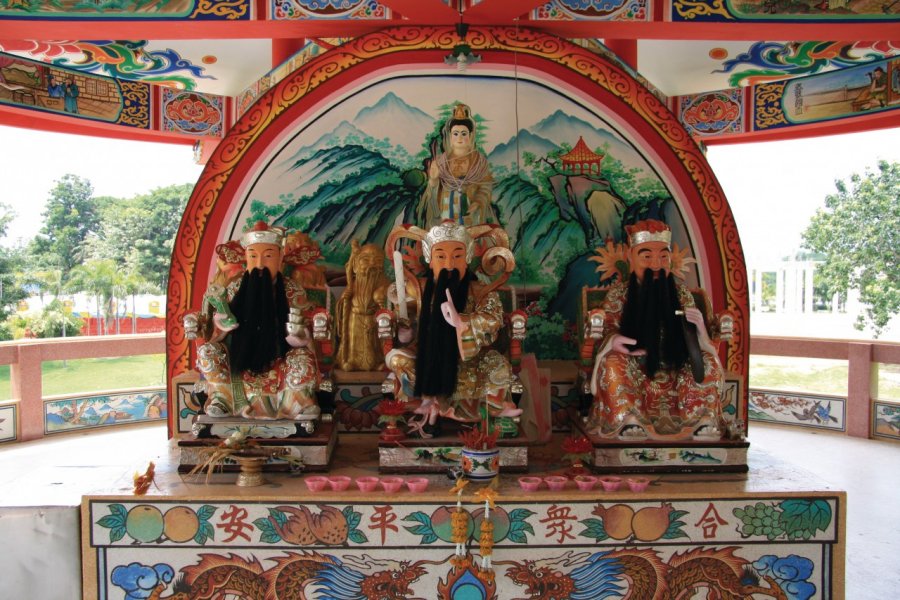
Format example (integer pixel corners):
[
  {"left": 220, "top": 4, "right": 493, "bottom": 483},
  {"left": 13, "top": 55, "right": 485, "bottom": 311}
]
[{"left": 245, "top": 91, "right": 674, "bottom": 357}]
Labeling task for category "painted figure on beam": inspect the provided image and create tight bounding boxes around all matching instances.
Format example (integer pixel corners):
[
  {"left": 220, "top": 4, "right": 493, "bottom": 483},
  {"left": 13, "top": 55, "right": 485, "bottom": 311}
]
[
  {"left": 587, "top": 219, "right": 727, "bottom": 440},
  {"left": 382, "top": 221, "right": 524, "bottom": 437},
  {"left": 184, "top": 222, "right": 322, "bottom": 421}
]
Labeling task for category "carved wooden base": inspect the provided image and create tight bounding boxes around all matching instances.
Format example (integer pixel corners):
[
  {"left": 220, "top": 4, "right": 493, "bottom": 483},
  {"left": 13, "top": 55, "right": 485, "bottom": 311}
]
[
  {"left": 177, "top": 421, "right": 338, "bottom": 473},
  {"left": 572, "top": 418, "right": 749, "bottom": 474}
]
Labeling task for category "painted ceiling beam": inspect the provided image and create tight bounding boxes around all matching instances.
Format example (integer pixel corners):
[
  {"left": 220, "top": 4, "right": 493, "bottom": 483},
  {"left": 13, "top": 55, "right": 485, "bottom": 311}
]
[
  {"left": 0, "top": 20, "right": 894, "bottom": 42},
  {"left": 462, "top": 0, "right": 548, "bottom": 22},
  {"left": 378, "top": 0, "right": 459, "bottom": 22}
]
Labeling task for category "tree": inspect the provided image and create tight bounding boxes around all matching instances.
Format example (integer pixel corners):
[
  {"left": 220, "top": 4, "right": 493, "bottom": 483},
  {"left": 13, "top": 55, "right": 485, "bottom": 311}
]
[
  {"left": 802, "top": 160, "right": 900, "bottom": 336},
  {"left": 86, "top": 183, "right": 191, "bottom": 289},
  {"left": 0, "top": 202, "right": 28, "bottom": 339},
  {"left": 67, "top": 259, "right": 121, "bottom": 336},
  {"left": 29, "top": 174, "right": 102, "bottom": 278}
]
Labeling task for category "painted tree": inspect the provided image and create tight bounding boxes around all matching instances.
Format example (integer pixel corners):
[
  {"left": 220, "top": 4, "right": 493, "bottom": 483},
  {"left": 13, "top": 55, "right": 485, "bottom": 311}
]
[
  {"left": 802, "top": 160, "right": 900, "bottom": 336},
  {"left": 29, "top": 174, "right": 102, "bottom": 278}
]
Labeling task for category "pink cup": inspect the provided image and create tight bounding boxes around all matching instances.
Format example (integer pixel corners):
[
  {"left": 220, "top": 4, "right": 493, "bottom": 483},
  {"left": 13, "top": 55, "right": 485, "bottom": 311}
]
[
  {"left": 355, "top": 476, "right": 380, "bottom": 492},
  {"left": 574, "top": 475, "right": 598, "bottom": 491},
  {"left": 517, "top": 476, "right": 543, "bottom": 492},
  {"left": 304, "top": 475, "right": 328, "bottom": 492},
  {"left": 599, "top": 476, "right": 622, "bottom": 492},
  {"left": 627, "top": 477, "right": 650, "bottom": 492},
  {"left": 328, "top": 475, "right": 351, "bottom": 491},
  {"left": 405, "top": 477, "right": 429, "bottom": 493},
  {"left": 543, "top": 475, "right": 568, "bottom": 491},
  {"left": 380, "top": 476, "right": 404, "bottom": 493}
]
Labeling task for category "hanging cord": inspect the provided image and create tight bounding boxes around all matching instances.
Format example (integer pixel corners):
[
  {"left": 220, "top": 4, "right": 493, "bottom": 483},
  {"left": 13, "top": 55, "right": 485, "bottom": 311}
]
[{"left": 513, "top": 19, "right": 524, "bottom": 313}]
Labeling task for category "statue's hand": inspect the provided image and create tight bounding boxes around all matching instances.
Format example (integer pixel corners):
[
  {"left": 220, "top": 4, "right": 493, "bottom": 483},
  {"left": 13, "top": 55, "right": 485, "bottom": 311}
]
[
  {"left": 286, "top": 328, "right": 311, "bottom": 348},
  {"left": 612, "top": 334, "right": 645, "bottom": 356},
  {"left": 684, "top": 307, "right": 711, "bottom": 346},
  {"left": 213, "top": 312, "right": 238, "bottom": 333},
  {"left": 441, "top": 289, "right": 463, "bottom": 329},
  {"left": 397, "top": 322, "right": 414, "bottom": 345},
  {"left": 183, "top": 313, "right": 200, "bottom": 340}
]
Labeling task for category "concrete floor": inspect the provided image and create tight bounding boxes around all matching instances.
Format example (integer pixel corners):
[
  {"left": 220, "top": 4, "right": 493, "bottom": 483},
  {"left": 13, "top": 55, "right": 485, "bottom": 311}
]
[{"left": 0, "top": 421, "right": 897, "bottom": 598}]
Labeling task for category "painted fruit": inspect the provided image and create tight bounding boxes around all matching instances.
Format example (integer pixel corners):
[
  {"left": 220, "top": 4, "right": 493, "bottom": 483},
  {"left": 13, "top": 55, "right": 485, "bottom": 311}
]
[
  {"left": 632, "top": 503, "right": 673, "bottom": 542},
  {"left": 163, "top": 506, "right": 200, "bottom": 543},
  {"left": 471, "top": 507, "right": 511, "bottom": 543},
  {"left": 125, "top": 505, "right": 165, "bottom": 543},
  {"left": 593, "top": 504, "right": 634, "bottom": 540},
  {"left": 431, "top": 506, "right": 474, "bottom": 543}
]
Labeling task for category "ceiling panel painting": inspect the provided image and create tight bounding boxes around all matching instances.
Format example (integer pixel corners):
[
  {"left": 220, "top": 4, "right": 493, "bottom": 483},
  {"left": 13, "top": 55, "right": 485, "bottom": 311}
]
[
  {"left": 0, "top": 39, "right": 271, "bottom": 95},
  {"left": 270, "top": 0, "right": 391, "bottom": 19},
  {"left": 530, "top": 0, "right": 651, "bottom": 21},
  {"left": 672, "top": 0, "right": 900, "bottom": 20}
]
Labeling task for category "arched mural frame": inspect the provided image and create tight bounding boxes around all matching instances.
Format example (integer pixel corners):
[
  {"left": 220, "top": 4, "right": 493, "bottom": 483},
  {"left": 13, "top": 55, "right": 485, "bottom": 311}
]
[{"left": 165, "top": 26, "right": 749, "bottom": 437}]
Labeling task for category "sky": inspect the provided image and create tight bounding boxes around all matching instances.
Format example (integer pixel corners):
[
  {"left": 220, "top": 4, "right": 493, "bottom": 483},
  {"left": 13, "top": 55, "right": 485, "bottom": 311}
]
[
  {"left": 0, "top": 126, "right": 204, "bottom": 247},
  {"left": 1, "top": 122, "right": 898, "bottom": 263}
]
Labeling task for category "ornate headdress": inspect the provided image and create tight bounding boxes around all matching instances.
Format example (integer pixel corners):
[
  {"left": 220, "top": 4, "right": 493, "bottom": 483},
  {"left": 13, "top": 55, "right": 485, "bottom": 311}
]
[
  {"left": 446, "top": 103, "right": 475, "bottom": 132},
  {"left": 422, "top": 220, "right": 474, "bottom": 265},
  {"left": 625, "top": 219, "right": 671, "bottom": 248},
  {"left": 240, "top": 221, "right": 285, "bottom": 248}
]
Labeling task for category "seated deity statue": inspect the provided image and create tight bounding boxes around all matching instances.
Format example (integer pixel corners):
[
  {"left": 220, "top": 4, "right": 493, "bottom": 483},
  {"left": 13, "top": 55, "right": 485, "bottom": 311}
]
[
  {"left": 183, "top": 221, "right": 327, "bottom": 421},
  {"left": 334, "top": 240, "right": 391, "bottom": 371},
  {"left": 586, "top": 219, "right": 731, "bottom": 440},
  {"left": 381, "top": 220, "right": 524, "bottom": 437},
  {"left": 418, "top": 103, "right": 497, "bottom": 228}
]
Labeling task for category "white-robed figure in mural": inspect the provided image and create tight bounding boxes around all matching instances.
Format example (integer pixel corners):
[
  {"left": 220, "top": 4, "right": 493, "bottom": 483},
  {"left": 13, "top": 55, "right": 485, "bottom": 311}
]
[{"left": 420, "top": 103, "right": 497, "bottom": 228}]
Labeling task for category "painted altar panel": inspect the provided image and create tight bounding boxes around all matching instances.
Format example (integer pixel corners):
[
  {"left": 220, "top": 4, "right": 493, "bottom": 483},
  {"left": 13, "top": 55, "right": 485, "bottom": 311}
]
[
  {"left": 678, "top": 88, "right": 746, "bottom": 138},
  {"left": 84, "top": 495, "right": 841, "bottom": 598},
  {"left": 270, "top": 0, "right": 391, "bottom": 20}
]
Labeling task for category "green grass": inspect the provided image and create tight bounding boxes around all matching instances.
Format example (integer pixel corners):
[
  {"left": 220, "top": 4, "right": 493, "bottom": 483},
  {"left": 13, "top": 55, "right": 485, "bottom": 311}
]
[
  {"left": 750, "top": 356, "right": 900, "bottom": 400},
  {"left": 0, "top": 354, "right": 166, "bottom": 400}
]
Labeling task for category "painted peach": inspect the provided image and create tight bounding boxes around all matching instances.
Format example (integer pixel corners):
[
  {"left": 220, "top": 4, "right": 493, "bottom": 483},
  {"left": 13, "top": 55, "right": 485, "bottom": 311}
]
[
  {"left": 632, "top": 503, "right": 673, "bottom": 542},
  {"left": 592, "top": 504, "right": 634, "bottom": 540},
  {"left": 163, "top": 506, "right": 200, "bottom": 543},
  {"left": 125, "top": 505, "right": 165, "bottom": 543}
]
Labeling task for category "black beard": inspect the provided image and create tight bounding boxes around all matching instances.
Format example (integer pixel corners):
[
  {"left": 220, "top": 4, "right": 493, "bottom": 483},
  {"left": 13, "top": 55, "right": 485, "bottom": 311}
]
[
  {"left": 618, "top": 270, "right": 688, "bottom": 377},
  {"left": 414, "top": 268, "right": 473, "bottom": 397},
  {"left": 227, "top": 268, "right": 290, "bottom": 375}
]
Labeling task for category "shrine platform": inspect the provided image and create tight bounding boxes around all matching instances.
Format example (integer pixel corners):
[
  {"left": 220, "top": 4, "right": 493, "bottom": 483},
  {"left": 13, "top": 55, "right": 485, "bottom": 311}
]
[{"left": 3, "top": 424, "right": 894, "bottom": 598}]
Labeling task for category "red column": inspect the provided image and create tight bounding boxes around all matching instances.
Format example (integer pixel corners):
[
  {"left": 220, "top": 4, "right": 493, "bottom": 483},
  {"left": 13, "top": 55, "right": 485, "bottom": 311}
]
[
  {"left": 272, "top": 38, "right": 307, "bottom": 68},
  {"left": 604, "top": 39, "right": 637, "bottom": 71}
]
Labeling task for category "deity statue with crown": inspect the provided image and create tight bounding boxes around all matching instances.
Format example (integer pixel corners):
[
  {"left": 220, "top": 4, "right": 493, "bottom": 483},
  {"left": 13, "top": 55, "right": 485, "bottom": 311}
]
[
  {"left": 379, "top": 220, "right": 525, "bottom": 438},
  {"left": 585, "top": 219, "right": 731, "bottom": 440},
  {"left": 183, "top": 222, "right": 329, "bottom": 431},
  {"left": 419, "top": 103, "right": 497, "bottom": 228}
]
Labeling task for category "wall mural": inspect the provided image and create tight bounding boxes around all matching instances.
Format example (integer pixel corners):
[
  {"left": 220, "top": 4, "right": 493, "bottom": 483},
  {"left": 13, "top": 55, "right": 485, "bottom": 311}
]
[
  {"left": 672, "top": 0, "right": 900, "bottom": 20},
  {"left": 271, "top": 0, "right": 390, "bottom": 20},
  {"left": 227, "top": 77, "right": 696, "bottom": 360},
  {"left": 0, "top": 40, "right": 214, "bottom": 91},
  {"left": 0, "top": 0, "right": 250, "bottom": 18},
  {"left": 715, "top": 41, "right": 900, "bottom": 89},
  {"left": 873, "top": 401, "right": 900, "bottom": 441},
  {"left": 531, "top": 0, "right": 650, "bottom": 21},
  {"left": 84, "top": 496, "right": 839, "bottom": 599},
  {"left": 748, "top": 390, "right": 845, "bottom": 431},
  {"left": 44, "top": 390, "right": 167, "bottom": 434},
  {"left": 755, "top": 56, "right": 900, "bottom": 130},
  {"left": 161, "top": 88, "right": 226, "bottom": 137},
  {"left": 678, "top": 88, "right": 745, "bottom": 137},
  {"left": 0, "top": 404, "right": 16, "bottom": 443}
]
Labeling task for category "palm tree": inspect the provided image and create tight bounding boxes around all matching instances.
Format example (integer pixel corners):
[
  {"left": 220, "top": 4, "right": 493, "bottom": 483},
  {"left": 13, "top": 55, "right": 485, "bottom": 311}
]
[
  {"left": 67, "top": 259, "right": 121, "bottom": 336},
  {"left": 118, "top": 268, "right": 158, "bottom": 334}
]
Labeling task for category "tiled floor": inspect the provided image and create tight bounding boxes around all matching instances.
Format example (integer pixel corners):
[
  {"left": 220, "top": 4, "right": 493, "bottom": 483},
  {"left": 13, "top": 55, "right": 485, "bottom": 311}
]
[{"left": 0, "top": 421, "right": 898, "bottom": 598}]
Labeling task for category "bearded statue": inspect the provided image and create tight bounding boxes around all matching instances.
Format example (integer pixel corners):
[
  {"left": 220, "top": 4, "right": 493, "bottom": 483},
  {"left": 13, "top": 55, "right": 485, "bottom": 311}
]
[{"left": 334, "top": 240, "right": 391, "bottom": 371}]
